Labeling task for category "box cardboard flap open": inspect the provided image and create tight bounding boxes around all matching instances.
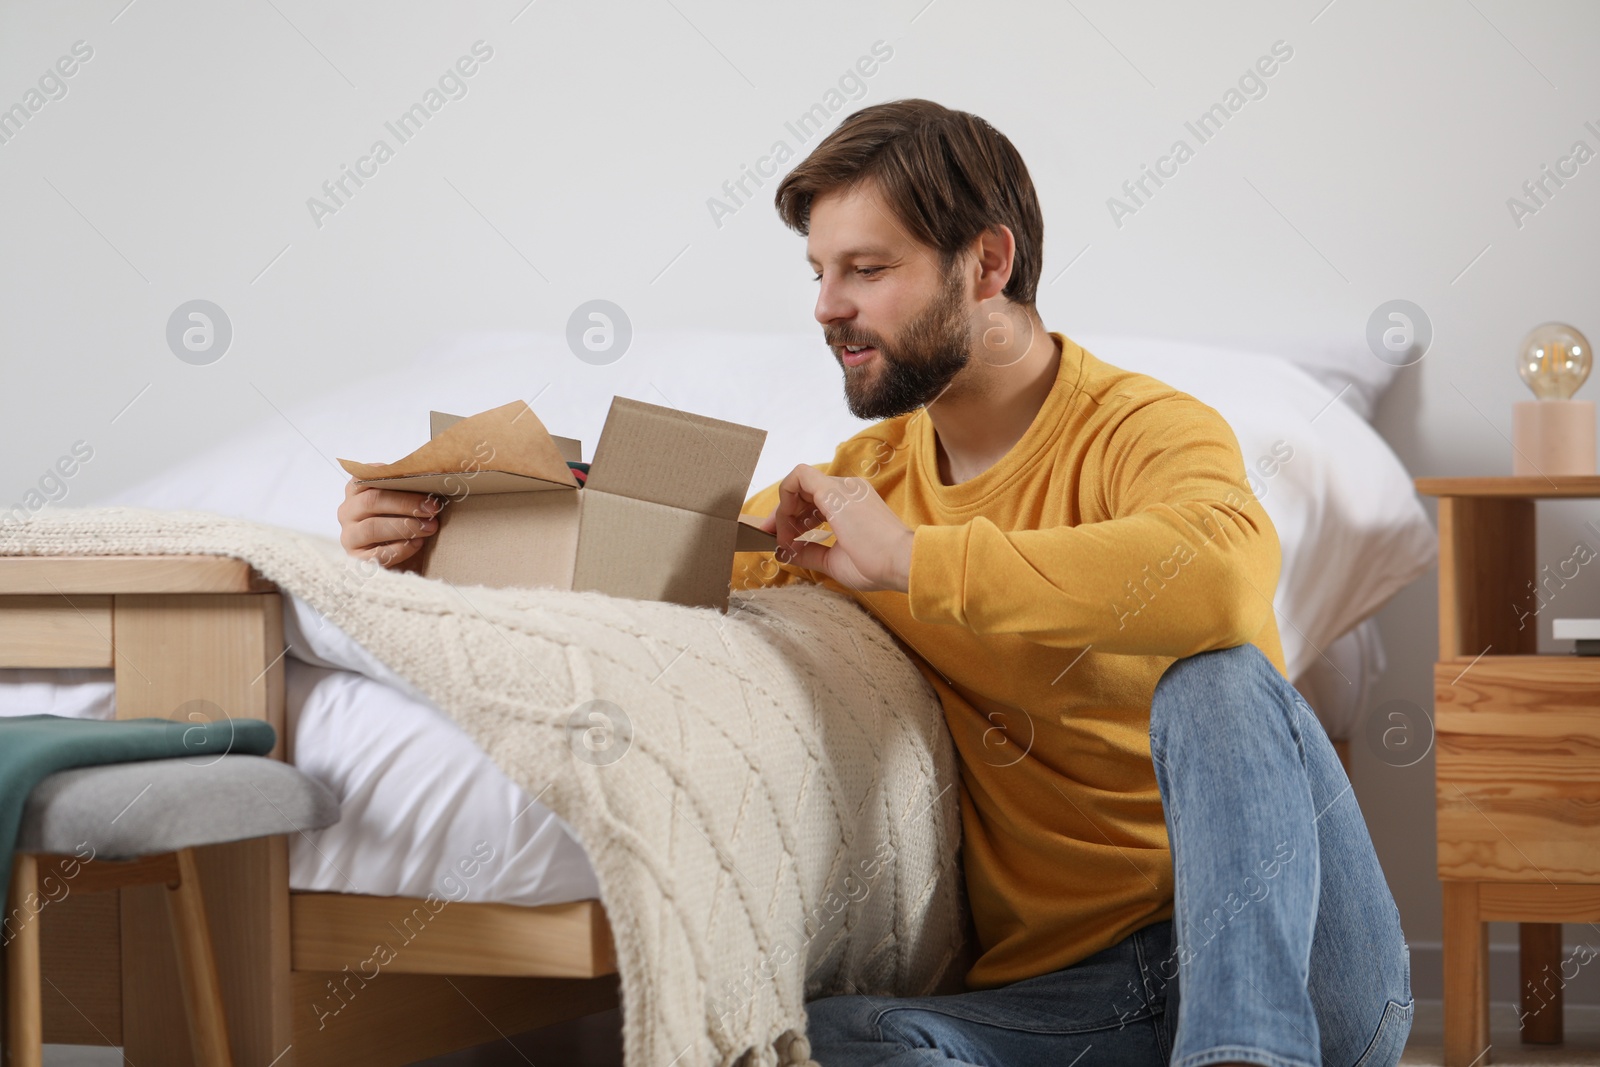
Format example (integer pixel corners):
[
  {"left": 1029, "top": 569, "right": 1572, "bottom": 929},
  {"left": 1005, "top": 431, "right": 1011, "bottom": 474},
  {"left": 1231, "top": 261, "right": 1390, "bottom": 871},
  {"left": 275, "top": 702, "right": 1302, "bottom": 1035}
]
[
  {"left": 432, "top": 410, "right": 583, "bottom": 463},
  {"left": 734, "top": 515, "right": 777, "bottom": 551},
  {"left": 345, "top": 471, "right": 575, "bottom": 495},
  {"left": 338, "top": 399, "right": 578, "bottom": 492},
  {"left": 585, "top": 397, "right": 766, "bottom": 519},
  {"left": 429, "top": 410, "right": 463, "bottom": 439}
]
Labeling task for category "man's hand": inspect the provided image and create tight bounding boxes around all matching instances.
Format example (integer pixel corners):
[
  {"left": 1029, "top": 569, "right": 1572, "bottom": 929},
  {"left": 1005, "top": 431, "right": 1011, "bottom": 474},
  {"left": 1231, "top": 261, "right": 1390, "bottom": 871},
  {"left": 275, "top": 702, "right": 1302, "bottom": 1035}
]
[
  {"left": 337, "top": 479, "right": 441, "bottom": 568},
  {"left": 760, "top": 464, "right": 913, "bottom": 593}
]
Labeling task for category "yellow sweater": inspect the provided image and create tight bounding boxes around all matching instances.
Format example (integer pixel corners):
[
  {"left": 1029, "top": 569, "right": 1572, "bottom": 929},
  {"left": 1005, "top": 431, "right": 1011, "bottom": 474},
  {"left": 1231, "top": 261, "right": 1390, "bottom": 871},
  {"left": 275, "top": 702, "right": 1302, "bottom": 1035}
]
[{"left": 734, "top": 332, "right": 1286, "bottom": 989}]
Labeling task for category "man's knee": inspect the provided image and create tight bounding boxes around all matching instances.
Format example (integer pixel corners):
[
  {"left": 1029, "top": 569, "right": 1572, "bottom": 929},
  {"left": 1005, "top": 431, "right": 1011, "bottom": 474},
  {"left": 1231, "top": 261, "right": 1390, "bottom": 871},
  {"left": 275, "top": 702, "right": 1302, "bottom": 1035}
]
[
  {"left": 806, "top": 995, "right": 956, "bottom": 1059},
  {"left": 805, "top": 993, "right": 883, "bottom": 1050},
  {"left": 1150, "top": 644, "right": 1277, "bottom": 739}
]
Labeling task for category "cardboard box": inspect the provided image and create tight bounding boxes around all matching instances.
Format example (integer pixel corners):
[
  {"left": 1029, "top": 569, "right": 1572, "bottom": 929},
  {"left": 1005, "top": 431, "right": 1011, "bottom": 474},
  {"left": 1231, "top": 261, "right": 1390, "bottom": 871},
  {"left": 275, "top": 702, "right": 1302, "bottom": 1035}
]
[{"left": 339, "top": 398, "right": 779, "bottom": 611}]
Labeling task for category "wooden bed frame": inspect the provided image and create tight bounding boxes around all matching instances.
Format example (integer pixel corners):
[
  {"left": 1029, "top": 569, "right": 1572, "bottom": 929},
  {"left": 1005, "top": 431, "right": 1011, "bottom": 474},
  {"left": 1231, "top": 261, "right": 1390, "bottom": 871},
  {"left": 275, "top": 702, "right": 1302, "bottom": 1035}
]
[{"left": 0, "top": 556, "right": 619, "bottom": 1066}]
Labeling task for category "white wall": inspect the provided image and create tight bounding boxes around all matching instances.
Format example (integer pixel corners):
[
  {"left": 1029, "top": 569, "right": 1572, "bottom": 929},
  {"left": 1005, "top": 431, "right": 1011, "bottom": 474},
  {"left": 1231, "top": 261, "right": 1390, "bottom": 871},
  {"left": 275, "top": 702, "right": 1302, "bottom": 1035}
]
[{"left": 4, "top": 0, "right": 1599, "bottom": 1002}]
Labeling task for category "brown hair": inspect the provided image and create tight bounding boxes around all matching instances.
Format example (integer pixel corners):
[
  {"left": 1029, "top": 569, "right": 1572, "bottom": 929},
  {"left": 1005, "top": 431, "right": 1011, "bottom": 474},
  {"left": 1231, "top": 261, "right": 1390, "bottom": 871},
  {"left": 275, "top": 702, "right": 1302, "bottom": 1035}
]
[{"left": 774, "top": 99, "right": 1044, "bottom": 307}]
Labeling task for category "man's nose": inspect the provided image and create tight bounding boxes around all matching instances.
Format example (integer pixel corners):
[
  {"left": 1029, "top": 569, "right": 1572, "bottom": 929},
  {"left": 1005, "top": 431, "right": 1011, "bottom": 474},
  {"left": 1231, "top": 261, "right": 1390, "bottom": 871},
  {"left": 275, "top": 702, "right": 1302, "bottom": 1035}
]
[{"left": 814, "top": 276, "right": 855, "bottom": 326}]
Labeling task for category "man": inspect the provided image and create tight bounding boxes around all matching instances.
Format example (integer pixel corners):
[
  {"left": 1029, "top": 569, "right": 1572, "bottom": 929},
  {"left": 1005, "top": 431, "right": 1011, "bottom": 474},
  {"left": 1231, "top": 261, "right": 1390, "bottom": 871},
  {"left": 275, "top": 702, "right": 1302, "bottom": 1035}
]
[{"left": 339, "top": 99, "right": 1413, "bottom": 1067}]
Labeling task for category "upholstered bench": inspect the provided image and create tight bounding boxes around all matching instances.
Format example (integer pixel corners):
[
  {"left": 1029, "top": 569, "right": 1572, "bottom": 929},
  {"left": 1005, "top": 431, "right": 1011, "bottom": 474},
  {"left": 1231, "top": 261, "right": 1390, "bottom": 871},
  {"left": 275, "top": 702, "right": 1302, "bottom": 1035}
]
[{"left": 5, "top": 755, "right": 338, "bottom": 1067}]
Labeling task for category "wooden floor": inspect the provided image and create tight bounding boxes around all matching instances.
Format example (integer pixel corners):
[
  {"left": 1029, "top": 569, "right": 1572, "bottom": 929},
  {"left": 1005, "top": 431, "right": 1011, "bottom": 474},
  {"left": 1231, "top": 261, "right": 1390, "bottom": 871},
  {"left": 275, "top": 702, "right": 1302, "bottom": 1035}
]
[
  {"left": 414, "top": 1001, "right": 1600, "bottom": 1067},
  {"left": 410, "top": 1007, "right": 623, "bottom": 1066},
  {"left": 39, "top": 1002, "right": 1600, "bottom": 1065},
  {"left": 36, "top": 1008, "right": 626, "bottom": 1067},
  {"left": 1401, "top": 1004, "right": 1600, "bottom": 1067}
]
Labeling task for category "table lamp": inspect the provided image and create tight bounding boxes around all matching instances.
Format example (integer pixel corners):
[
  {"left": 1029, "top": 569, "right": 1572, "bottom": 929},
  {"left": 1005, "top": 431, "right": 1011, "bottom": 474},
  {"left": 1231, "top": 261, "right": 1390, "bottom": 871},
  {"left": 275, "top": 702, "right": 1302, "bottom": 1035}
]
[{"left": 1512, "top": 322, "right": 1594, "bottom": 476}]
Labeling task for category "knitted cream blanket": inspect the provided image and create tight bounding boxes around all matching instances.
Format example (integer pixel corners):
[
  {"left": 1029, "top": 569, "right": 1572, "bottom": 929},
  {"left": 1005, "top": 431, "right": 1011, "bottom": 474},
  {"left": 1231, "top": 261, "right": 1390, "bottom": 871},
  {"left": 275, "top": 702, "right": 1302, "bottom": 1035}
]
[{"left": 1, "top": 508, "right": 965, "bottom": 1067}]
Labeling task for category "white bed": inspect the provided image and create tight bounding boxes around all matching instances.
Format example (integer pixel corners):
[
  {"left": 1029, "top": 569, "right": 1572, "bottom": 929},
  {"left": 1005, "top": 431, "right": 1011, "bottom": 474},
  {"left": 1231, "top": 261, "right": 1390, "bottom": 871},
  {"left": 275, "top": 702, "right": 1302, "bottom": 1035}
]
[
  {"left": 2, "top": 330, "right": 1434, "bottom": 906},
  {"left": 0, "top": 595, "right": 602, "bottom": 907}
]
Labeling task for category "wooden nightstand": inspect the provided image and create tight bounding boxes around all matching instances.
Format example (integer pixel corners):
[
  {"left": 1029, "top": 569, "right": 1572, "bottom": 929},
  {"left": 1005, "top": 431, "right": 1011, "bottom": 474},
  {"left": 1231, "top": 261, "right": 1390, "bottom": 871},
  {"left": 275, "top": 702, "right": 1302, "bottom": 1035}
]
[{"left": 1416, "top": 477, "right": 1600, "bottom": 1066}]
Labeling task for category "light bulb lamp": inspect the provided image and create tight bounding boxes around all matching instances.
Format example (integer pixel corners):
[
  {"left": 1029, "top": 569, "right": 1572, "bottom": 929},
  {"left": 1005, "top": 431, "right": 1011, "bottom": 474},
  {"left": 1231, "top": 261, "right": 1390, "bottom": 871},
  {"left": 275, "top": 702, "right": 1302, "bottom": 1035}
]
[{"left": 1512, "top": 322, "right": 1595, "bottom": 477}]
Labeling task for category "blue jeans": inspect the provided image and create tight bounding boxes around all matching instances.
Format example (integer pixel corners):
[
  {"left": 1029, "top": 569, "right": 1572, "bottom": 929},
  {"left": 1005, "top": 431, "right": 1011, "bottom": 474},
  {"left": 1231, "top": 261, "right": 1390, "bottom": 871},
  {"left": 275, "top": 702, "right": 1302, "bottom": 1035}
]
[{"left": 805, "top": 644, "right": 1414, "bottom": 1067}]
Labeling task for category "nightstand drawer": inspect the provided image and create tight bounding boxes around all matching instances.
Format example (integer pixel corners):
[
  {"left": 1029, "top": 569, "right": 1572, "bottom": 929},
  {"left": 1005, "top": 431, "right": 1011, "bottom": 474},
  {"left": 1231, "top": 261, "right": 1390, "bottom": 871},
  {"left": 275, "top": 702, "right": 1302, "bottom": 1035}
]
[{"left": 1434, "top": 656, "right": 1600, "bottom": 882}]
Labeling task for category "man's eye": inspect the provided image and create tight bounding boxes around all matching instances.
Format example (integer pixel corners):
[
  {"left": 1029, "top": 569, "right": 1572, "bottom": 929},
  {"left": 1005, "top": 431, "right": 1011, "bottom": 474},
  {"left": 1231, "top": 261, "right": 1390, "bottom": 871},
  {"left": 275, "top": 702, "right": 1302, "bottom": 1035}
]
[{"left": 812, "top": 267, "right": 884, "bottom": 281}]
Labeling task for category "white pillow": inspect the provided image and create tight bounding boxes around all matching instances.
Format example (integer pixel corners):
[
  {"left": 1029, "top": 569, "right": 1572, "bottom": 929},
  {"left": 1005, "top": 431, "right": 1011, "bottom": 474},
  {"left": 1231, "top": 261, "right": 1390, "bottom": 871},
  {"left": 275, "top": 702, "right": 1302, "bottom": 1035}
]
[
  {"left": 99, "top": 331, "right": 1433, "bottom": 680},
  {"left": 1267, "top": 338, "right": 1400, "bottom": 423},
  {"left": 1085, "top": 333, "right": 1401, "bottom": 422}
]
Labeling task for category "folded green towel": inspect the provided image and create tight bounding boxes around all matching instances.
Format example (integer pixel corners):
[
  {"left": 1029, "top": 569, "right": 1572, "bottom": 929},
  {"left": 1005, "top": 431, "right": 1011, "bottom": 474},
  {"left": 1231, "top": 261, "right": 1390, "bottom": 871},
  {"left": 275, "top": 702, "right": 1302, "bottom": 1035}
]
[{"left": 0, "top": 715, "right": 276, "bottom": 897}]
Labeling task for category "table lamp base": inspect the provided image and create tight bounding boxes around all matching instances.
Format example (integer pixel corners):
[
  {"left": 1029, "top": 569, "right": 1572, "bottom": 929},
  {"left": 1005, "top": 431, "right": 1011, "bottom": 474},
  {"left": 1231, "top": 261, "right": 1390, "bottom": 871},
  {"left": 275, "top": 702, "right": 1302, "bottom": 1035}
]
[{"left": 1512, "top": 399, "right": 1596, "bottom": 476}]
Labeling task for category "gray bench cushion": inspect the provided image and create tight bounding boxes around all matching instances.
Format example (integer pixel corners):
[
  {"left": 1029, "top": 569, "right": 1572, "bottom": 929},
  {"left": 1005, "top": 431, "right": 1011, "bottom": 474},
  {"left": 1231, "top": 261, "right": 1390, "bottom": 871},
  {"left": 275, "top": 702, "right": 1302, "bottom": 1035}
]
[{"left": 17, "top": 755, "right": 339, "bottom": 858}]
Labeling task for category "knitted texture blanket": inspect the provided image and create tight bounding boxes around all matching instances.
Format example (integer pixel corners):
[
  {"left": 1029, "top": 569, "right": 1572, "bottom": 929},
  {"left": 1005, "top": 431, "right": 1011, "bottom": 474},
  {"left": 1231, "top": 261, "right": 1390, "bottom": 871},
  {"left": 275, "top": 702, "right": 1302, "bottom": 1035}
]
[{"left": 0, "top": 508, "right": 965, "bottom": 1067}]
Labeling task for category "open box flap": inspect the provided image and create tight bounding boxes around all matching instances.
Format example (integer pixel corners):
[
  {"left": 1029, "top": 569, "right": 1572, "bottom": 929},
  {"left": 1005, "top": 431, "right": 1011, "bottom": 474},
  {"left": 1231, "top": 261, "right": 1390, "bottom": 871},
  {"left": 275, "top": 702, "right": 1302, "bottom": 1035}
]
[
  {"left": 432, "top": 410, "right": 583, "bottom": 463},
  {"left": 734, "top": 515, "right": 777, "bottom": 551},
  {"left": 732, "top": 517, "right": 834, "bottom": 553},
  {"left": 351, "top": 471, "right": 575, "bottom": 495},
  {"left": 338, "top": 399, "right": 578, "bottom": 490},
  {"left": 585, "top": 397, "right": 766, "bottom": 519}
]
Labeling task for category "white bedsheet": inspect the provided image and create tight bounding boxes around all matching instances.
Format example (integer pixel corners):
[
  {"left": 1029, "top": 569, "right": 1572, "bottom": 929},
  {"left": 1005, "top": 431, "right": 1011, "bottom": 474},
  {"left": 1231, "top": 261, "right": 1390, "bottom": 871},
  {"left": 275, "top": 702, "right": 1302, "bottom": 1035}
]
[
  {"left": 0, "top": 576, "right": 1382, "bottom": 911},
  {"left": 0, "top": 654, "right": 599, "bottom": 906},
  {"left": 1293, "top": 618, "right": 1386, "bottom": 742}
]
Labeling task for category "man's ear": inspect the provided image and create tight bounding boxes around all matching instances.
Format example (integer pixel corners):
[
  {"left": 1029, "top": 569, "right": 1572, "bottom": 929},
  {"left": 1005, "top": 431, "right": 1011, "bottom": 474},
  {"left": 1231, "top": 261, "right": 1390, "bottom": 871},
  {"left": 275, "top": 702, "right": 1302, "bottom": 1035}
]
[{"left": 973, "top": 225, "right": 1016, "bottom": 302}]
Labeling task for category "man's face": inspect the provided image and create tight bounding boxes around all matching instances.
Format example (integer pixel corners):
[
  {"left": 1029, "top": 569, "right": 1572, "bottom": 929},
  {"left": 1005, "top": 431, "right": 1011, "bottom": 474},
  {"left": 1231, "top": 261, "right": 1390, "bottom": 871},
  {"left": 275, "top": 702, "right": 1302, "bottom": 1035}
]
[{"left": 806, "top": 181, "right": 972, "bottom": 421}]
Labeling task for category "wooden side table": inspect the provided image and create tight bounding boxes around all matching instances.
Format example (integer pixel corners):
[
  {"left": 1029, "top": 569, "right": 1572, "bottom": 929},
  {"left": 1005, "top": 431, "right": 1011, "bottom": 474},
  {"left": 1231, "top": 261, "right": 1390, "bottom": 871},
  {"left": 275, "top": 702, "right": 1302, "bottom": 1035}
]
[{"left": 1417, "top": 477, "right": 1600, "bottom": 1066}]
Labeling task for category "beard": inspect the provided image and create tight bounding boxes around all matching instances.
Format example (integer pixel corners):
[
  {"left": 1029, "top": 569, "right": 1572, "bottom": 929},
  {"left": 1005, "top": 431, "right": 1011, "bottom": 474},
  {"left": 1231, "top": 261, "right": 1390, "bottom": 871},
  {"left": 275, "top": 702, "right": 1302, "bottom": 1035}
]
[{"left": 826, "top": 264, "right": 971, "bottom": 421}]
